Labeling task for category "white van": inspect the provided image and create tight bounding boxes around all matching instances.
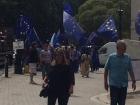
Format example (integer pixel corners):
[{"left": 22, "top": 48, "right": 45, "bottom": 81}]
[
  {"left": 98, "top": 39, "right": 140, "bottom": 65},
  {"left": 98, "top": 42, "right": 116, "bottom": 65}
]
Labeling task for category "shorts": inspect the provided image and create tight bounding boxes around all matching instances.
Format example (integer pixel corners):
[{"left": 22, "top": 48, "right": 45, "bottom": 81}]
[{"left": 29, "top": 63, "right": 37, "bottom": 74}]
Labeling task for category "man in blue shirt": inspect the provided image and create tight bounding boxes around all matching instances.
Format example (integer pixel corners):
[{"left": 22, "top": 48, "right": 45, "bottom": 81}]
[{"left": 104, "top": 40, "right": 136, "bottom": 105}]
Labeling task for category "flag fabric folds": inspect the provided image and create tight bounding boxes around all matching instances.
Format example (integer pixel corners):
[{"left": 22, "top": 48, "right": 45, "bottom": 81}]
[
  {"left": 63, "top": 11, "right": 85, "bottom": 45},
  {"left": 135, "top": 11, "right": 140, "bottom": 36},
  {"left": 49, "top": 32, "right": 61, "bottom": 48},
  {"left": 97, "top": 16, "right": 118, "bottom": 41},
  {"left": 16, "top": 15, "right": 32, "bottom": 39},
  {"left": 50, "top": 31, "right": 67, "bottom": 48},
  {"left": 87, "top": 32, "right": 98, "bottom": 45},
  {"left": 25, "top": 28, "right": 42, "bottom": 47},
  {"left": 64, "top": 2, "right": 74, "bottom": 16},
  {"left": 16, "top": 15, "right": 41, "bottom": 47}
]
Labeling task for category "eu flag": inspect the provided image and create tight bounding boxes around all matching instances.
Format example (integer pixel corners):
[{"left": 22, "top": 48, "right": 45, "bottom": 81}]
[
  {"left": 25, "top": 28, "right": 41, "bottom": 47},
  {"left": 50, "top": 31, "right": 67, "bottom": 47},
  {"left": 135, "top": 11, "right": 140, "bottom": 36},
  {"left": 97, "top": 16, "right": 118, "bottom": 41},
  {"left": 64, "top": 2, "right": 74, "bottom": 16},
  {"left": 50, "top": 33, "right": 56, "bottom": 47},
  {"left": 63, "top": 11, "right": 85, "bottom": 44},
  {"left": 16, "top": 15, "right": 41, "bottom": 47},
  {"left": 49, "top": 32, "right": 61, "bottom": 48},
  {"left": 16, "top": 15, "right": 32, "bottom": 40}
]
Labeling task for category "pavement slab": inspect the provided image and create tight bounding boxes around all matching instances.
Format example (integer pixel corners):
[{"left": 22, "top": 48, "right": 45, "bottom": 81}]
[{"left": 0, "top": 68, "right": 140, "bottom": 105}]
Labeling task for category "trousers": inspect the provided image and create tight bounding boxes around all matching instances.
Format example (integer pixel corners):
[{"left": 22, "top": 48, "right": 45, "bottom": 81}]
[
  {"left": 110, "top": 86, "right": 127, "bottom": 105},
  {"left": 48, "top": 94, "right": 69, "bottom": 105}
]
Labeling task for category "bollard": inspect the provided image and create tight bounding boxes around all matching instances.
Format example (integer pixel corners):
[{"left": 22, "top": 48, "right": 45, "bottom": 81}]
[{"left": 5, "top": 54, "right": 8, "bottom": 78}]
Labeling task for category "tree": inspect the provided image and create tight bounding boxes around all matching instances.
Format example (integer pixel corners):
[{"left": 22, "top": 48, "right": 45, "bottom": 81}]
[
  {"left": 76, "top": 0, "right": 131, "bottom": 38},
  {"left": 0, "top": 0, "right": 64, "bottom": 40},
  {"left": 20, "top": 0, "right": 64, "bottom": 40},
  {"left": 0, "top": 0, "right": 19, "bottom": 26}
]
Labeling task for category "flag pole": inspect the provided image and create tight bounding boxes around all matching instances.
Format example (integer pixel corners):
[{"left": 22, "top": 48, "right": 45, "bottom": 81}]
[
  {"left": 118, "top": 1, "right": 124, "bottom": 39},
  {"left": 33, "top": 27, "right": 42, "bottom": 47}
]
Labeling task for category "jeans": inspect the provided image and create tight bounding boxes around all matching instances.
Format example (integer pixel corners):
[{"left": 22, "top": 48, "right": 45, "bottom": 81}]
[{"left": 110, "top": 86, "right": 127, "bottom": 105}]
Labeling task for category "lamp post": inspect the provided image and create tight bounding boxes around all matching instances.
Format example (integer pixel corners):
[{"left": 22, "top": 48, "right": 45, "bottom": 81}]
[
  {"left": 118, "top": 8, "right": 124, "bottom": 40},
  {"left": 117, "top": 0, "right": 124, "bottom": 40},
  {"left": 4, "top": 35, "right": 8, "bottom": 78},
  {"left": 0, "top": 31, "right": 8, "bottom": 77}
]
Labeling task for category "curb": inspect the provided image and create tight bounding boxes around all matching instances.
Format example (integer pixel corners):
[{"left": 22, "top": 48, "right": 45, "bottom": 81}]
[
  {"left": 91, "top": 88, "right": 140, "bottom": 105},
  {"left": 90, "top": 93, "right": 109, "bottom": 105}
]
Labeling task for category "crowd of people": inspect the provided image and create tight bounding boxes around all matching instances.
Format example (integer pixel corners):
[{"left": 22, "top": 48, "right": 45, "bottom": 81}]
[
  {"left": 24, "top": 40, "right": 136, "bottom": 105},
  {"left": 27, "top": 41, "right": 100, "bottom": 83},
  {"left": 25, "top": 41, "right": 100, "bottom": 105}
]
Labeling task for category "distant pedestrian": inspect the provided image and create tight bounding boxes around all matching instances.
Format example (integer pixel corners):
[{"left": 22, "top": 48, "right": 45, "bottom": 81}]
[
  {"left": 70, "top": 46, "right": 81, "bottom": 73},
  {"left": 80, "top": 54, "right": 90, "bottom": 78},
  {"left": 28, "top": 42, "right": 39, "bottom": 84},
  {"left": 44, "top": 48, "right": 74, "bottom": 105},
  {"left": 90, "top": 47, "right": 100, "bottom": 72},
  {"left": 40, "top": 43, "right": 53, "bottom": 80},
  {"left": 104, "top": 40, "right": 136, "bottom": 105}
]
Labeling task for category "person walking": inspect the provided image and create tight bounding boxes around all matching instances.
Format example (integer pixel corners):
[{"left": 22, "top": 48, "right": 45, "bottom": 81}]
[
  {"left": 40, "top": 42, "right": 53, "bottom": 80},
  {"left": 104, "top": 40, "right": 136, "bottom": 105},
  {"left": 28, "top": 42, "right": 39, "bottom": 84},
  {"left": 80, "top": 53, "right": 90, "bottom": 78},
  {"left": 44, "top": 48, "right": 74, "bottom": 105},
  {"left": 90, "top": 47, "right": 100, "bottom": 72}
]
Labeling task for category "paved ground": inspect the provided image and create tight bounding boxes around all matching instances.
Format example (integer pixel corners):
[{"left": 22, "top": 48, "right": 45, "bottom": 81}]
[
  {"left": 0, "top": 68, "right": 4, "bottom": 76},
  {"left": 0, "top": 67, "right": 140, "bottom": 105}
]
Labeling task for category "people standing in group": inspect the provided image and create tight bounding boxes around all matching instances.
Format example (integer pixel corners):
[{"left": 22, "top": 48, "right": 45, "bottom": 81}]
[
  {"left": 40, "top": 42, "right": 53, "bottom": 80},
  {"left": 28, "top": 42, "right": 39, "bottom": 84},
  {"left": 104, "top": 40, "right": 136, "bottom": 105},
  {"left": 44, "top": 47, "right": 74, "bottom": 105},
  {"left": 80, "top": 53, "right": 90, "bottom": 78}
]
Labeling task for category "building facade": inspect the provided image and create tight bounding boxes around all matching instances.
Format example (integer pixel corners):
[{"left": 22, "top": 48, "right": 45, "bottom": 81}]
[{"left": 131, "top": 0, "right": 140, "bottom": 40}]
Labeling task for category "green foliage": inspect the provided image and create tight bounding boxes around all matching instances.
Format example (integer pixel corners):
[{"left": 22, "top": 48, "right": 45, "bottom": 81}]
[
  {"left": 77, "top": 0, "right": 131, "bottom": 38},
  {"left": 0, "top": 0, "right": 131, "bottom": 40},
  {"left": 78, "top": 6, "right": 108, "bottom": 33},
  {"left": 0, "top": 0, "right": 19, "bottom": 26},
  {"left": 0, "top": 0, "right": 86, "bottom": 40},
  {"left": 0, "top": 0, "right": 64, "bottom": 40}
]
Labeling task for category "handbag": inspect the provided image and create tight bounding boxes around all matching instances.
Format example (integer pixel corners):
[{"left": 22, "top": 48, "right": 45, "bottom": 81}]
[{"left": 39, "top": 84, "right": 49, "bottom": 98}]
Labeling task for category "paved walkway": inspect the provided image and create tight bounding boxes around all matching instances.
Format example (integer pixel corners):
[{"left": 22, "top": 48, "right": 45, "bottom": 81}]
[{"left": 0, "top": 67, "right": 140, "bottom": 105}]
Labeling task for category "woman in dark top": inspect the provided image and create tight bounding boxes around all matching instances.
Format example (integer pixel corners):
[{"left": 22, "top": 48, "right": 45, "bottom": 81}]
[{"left": 44, "top": 47, "right": 74, "bottom": 105}]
